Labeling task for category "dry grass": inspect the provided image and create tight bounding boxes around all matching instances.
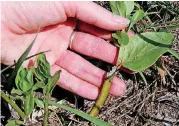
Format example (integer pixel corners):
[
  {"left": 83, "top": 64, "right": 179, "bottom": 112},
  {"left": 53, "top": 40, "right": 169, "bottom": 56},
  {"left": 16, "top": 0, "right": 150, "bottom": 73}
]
[{"left": 1, "top": 1, "right": 179, "bottom": 126}]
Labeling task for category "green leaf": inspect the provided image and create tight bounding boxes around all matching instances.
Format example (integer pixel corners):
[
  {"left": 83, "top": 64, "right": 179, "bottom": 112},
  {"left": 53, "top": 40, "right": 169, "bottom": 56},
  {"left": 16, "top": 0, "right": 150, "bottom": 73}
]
[
  {"left": 35, "top": 98, "right": 44, "bottom": 108},
  {"left": 167, "top": 49, "right": 179, "bottom": 59},
  {"left": 124, "top": 1, "right": 134, "bottom": 17},
  {"left": 112, "top": 31, "right": 129, "bottom": 46},
  {"left": 11, "top": 88, "right": 23, "bottom": 96},
  {"left": 128, "top": 10, "right": 145, "bottom": 31},
  {"left": 15, "top": 67, "right": 33, "bottom": 92},
  {"left": 119, "top": 31, "right": 129, "bottom": 46},
  {"left": 46, "top": 71, "right": 60, "bottom": 95},
  {"left": 112, "top": 33, "right": 119, "bottom": 40},
  {"left": 118, "top": 32, "right": 175, "bottom": 71},
  {"left": 8, "top": 29, "right": 39, "bottom": 88},
  {"left": 32, "top": 82, "right": 45, "bottom": 91},
  {"left": 49, "top": 101, "right": 112, "bottom": 126},
  {"left": 34, "top": 54, "right": 51, "bottom": 83},
  {"left": 6, "top": 120, "right": 23, "bottom": 126},
  {"left": 25, "top": 93, "right": 34, "bottom": 116},
  {"left": 110, "top": 1, "right": 126, "bottom": 17},
  {"left": 1, "top": 51, "right": 50, "bottom": 74}
]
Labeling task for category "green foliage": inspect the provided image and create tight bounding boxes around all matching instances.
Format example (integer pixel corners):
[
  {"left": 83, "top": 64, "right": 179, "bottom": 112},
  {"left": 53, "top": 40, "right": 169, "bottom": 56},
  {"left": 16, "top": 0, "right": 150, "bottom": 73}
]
[
  {"left": 34, "top": 53, "right": 51, "bottom": 83},
  {"left": 15, "top": 67, "right": 33, "bottom": 93},
  {"left": 49, "top": 101, "right": 112, "bottom": 126},
  {"left": 6, "top": 120, "right": 23, "bottom": 126},
  {"left": 24, "top": 92, "right": 34, "bottom": 116},
  {"left": 46, "top": 71, "right": 60, "bottom": 95},
  {"left": 115, "top": 31, "right": 129, "bottom": 46},
  {"left": 110, "top": 1, "right": 134, "bottom": 17},
  {"left": 167, "top": 49, "right": 179, "bottom": 59},
  {"left": 8, "top": 29, "right": 39, "bottom": 88},
  {"left": 110, "top": 1, "right": 178, "bottom": 72},
  {"left": 35, "top": 98, "right": 44, "bottom": 108},
  {"left": 110, "top": 1, "right": 125, "bottom": 17},
  {"left": 124, "top": 1, "right": 134, "bottom": 17},
  {"left": 118, "top": 32, "right": 175, "bottom": 71},
  {"left": 128, "top": 9, "right": 145, "bottom": 31}
]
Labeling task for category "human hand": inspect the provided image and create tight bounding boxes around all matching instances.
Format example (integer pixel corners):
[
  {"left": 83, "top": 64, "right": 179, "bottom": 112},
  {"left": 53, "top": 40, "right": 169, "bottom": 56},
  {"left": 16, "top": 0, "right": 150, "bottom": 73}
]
[{"left": 1, "top": 2, "right": 133, "bottom": 100}]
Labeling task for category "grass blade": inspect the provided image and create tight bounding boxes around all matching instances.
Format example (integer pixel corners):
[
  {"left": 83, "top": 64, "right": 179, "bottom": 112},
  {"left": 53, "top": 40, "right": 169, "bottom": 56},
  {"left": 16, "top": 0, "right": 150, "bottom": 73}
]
[
  {"left": 1, "top": 50, "right": 50, "bottom": 74},
  {"left": 7, "top": 28, "right": 40, "bottom": 89},
  {"left": 49, "top": 101, "right": 112, "bottom": 126},
  {"left": 167, "top": 49, "right": 179, "bottom": 59},
  {"left": 138, "top": 71, "right": 148, "bottom": 86}
]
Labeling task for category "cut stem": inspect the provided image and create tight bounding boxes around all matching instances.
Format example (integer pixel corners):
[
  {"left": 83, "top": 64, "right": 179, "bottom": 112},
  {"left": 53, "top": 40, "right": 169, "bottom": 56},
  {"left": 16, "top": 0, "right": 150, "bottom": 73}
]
[
  {"left": 1, "top": 91, "right": 25, "bottom": 119},
  {"left": 89, "top": 65, "right": 121, "bottom": 117}
]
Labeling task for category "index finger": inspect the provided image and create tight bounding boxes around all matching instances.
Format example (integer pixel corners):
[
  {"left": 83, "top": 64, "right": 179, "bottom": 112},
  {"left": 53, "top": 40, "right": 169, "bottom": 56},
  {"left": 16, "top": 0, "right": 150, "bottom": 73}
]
[{"left": 62, "top": 2, "right": 130, "bottom": 31}]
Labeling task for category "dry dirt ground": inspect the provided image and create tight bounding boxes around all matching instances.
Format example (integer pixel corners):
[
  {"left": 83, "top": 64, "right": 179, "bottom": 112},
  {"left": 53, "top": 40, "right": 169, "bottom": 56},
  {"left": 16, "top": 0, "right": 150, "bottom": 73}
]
[
  {"left": 1, "top": 1, "right": 179, "bottom": 126},
  {"left": 44, "top": 2, "right": 179, "bottom": 126}
]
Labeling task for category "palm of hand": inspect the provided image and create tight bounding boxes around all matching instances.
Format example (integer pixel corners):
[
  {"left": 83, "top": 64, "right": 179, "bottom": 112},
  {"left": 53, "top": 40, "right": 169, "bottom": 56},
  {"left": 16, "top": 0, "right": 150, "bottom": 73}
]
[{"left": 1, "top": 2, "right": 130, "bottom": 100}]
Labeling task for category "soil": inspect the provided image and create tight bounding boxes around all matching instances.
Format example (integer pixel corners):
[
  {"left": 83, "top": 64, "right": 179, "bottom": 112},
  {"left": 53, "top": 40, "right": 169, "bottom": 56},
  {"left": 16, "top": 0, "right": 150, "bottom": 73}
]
[{"left": 1, "top": 1, "right": 179, "bottom": 126}]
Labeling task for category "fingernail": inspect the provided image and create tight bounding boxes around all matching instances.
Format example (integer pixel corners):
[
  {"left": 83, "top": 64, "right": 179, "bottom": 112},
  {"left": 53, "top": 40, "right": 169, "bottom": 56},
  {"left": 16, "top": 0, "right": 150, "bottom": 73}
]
[{"left": 112, "top": 15, "right": 130, "bottom": 26}]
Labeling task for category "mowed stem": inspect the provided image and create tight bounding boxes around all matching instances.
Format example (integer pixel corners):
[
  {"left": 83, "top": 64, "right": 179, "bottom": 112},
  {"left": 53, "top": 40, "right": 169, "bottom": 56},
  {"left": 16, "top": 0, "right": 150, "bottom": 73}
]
[
  {"left": 89, "top": 65, "right": 121, "bottom": 117},
  {"left": 89, "top": 76, "right": 114, "bottom": 117}
]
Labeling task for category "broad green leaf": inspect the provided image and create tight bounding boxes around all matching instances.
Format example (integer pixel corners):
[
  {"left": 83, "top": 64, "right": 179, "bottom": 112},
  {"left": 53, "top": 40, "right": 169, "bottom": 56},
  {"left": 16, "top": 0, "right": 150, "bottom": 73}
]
[
  {"left": 118, "top": 32, "right": 175, "bottom": 71},
  {"left": 32, "top": 82, "right": 45, "bottom": 91},
  {"left": 35, "top": 98, "right": 44, "bottom": 108},
  {"left": 124, "top": 1, "right": 134, "bottom": 17},
  {"left": 128, "top": 10, "right": 145, "bottom": 31},
  {"left": 49, "top": 101, "right": 112, "bottom": 126},
  {"left": 34, "top": 54, "right": 51, "bottom": 83},
  {"left": 15, "top": 67, "right": 33, "bottom": 92},
  {"left": 110, "top": 1, "right": 126, "bottom": 17},
  {"left": 118, "top": 31, "right": 129, "bottom": 46},
  {"left": 25, "top": 93, "right": 35, "bottom": 116},
  {"left": 109, "top": 1, "right": 119, "bottom": 15},
  {"left": 167, "top": 49, "right": 179, "bottom": 59}
]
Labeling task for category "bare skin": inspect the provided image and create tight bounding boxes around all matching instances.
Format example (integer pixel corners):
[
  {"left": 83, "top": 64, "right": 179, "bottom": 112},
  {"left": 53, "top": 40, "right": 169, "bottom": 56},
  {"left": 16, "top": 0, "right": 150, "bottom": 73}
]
[{"left": 1, "top": 2, "right": 134, "bottom": 100}]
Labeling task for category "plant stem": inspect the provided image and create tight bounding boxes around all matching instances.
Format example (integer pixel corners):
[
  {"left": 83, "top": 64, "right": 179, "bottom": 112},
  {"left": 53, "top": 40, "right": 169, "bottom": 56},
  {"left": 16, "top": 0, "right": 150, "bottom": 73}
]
[
  {"left": 89, "top": 65, "right": 121, "bottom": 117},
  {"left": 1, "top": 91, "right": 25, "bottom": 119},
  {"left": 43, "top": 91, "right": 50, "bottom": 126},
  {"left": 89, "top": 76, "right": 114, "bottom": 117}
]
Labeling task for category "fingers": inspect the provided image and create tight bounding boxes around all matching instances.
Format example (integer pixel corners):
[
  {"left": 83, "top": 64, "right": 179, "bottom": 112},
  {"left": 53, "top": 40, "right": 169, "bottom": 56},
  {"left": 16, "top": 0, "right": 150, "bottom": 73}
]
[
  {"left": 51, "top": 65, "right": 126, "bottom": 100},
  {"left": 3, "top": 2, "right": 129, "bottom": 33},
  {"left": 70, "top": 32, "right": 118, "bottom": 64},
  {"left": 69, "top": 31, "right": 136, "bottom": 65},
  {"left": 62, "top": 2, "right": 130, "bottom": 31},
  {"left": 77, "top": 21, "right": 112, "bottom": 40},
  {"left": 51, "top": 65, "right": 99, "bottom": 100},
  {"left": 55, "top": 50, "right": 126, "bottom": 97}
]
